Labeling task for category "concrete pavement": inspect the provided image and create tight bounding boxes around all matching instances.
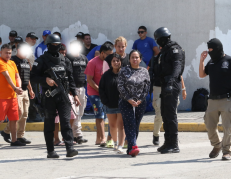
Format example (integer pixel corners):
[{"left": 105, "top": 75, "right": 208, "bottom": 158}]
[
  {"left": 0, "top": 132, "right": 230, "bottom": 179},
  {"left": 0, "top": 111, "right": 224, "bottom": 132}
]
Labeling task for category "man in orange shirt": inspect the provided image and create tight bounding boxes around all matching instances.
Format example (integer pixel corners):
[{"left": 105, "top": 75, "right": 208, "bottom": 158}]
[{"left": 0, "top": 44, "right": 25, "bottom": 146}]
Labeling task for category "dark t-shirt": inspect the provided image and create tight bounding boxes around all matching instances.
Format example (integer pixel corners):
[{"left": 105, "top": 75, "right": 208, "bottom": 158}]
[
  {"left": 82, "top": 43, "right": 97, "bottom": 56},
  {"left": 148, "top": 55, "right": 161, "bottom": 87},
  {"left": 205, "top": 55, "right": 231, "bottom": 96},
  {"left": 105, "top": 53, "right": 130, "bottom": 68}
]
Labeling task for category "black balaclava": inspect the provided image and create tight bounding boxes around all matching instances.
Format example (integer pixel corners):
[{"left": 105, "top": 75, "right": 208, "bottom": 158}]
[
  {"left": 46, "top": 43, "right": 61, "bottom": 65},
  {"left": 207, "top": 38, "right": 224, "bottom": 61},
  {"left": 157, "top": 36, "right": 170, "bottom": 47},
  {"left": 47, "top": 43, "right": 61, "bottom": 56}
]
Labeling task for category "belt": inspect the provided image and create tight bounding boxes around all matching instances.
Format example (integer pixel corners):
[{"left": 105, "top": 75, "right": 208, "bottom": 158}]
[
  {"left": 209, "top": 93, "right": 230, "bottom": 100},
  {"left": 45, "top": 88, "right": 60, "bottom": 97},
  {"left": 75, "top": 84, "right": 85, "bottom": 88}
]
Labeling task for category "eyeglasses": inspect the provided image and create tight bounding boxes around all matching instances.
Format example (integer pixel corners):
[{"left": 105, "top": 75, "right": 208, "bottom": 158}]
[{"left": 137, "top": 31, "right": 145, "bottom": 34}]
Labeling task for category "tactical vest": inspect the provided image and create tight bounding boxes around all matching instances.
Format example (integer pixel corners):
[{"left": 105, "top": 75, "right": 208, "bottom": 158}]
[
  {"left": 67, "top": 54, "right": 87, "bottom": 87},
  {"left": 11, "top": 56, "right": 30, "bottom": 90},
  {"left": 41, "top": 54, "right": 69, "bottom": 93},
  {"left": 160, "top": 42, "right": 185, "bottom": 79}
]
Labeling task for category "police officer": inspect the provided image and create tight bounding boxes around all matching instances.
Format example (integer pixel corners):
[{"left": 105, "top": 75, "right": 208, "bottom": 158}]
[
  {"left": 199, "top": 38, "right": 231, "bottom": 160},
  {"left": 8, "top": 30, "right": 17, "bottom": 51},
  {"left": 66, "top": 41, "right": 88, "bottom": 144},
  {"left": 153, "top": 27, "right": 185, "bottom": 154},
  {"left": 1, "top": 42, "right": 35, "bottom": 144},
  {"left": 12, "top": 36, "right": 23, "bottom": 56},
  {"left": 31, "top": 34, "right": 81, "bottom": 158}
]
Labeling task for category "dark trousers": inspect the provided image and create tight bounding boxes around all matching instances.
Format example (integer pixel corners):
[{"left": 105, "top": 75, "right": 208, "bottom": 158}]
[
  {"left": 43, "top": 94, "right": 73, "bottom": 152},
  {"left": 161, "top": 80, "right": 181, "bottom": 142},
  {"left": 119, "top": 99, "right": 146, "bottom": 152}
]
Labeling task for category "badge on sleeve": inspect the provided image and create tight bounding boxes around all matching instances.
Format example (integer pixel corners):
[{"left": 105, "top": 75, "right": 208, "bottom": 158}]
[
  {"left": 173, "top": 48, "right": 179, "bottom": 53},
  {"left": 33, "top": 62, "right": 38, "bottom": 66},
  {"left": 221, "top": 61, "right": 229, "bottom": 69}
]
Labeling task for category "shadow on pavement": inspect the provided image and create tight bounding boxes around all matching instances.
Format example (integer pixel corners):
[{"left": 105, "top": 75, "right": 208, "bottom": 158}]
[{"left": 132, "top": 158, "right": 217, "bottom": 166}]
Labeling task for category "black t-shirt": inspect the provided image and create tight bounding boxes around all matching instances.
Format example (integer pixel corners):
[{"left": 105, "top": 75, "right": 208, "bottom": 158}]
[
  {"left": 99, "top": 69, "right": 120, "bottom": 108},
  {"left": 205, "top": 55, "right": 231, "bottom": 96},
  {"left": 105, "top": 53, "right": 130, "bottom": 68},
  {"left": 82, "top": 43, "right": 97, "bottom": 56},
  {"left": 148, "top": 55, "right": 161, "bottom": 87}
]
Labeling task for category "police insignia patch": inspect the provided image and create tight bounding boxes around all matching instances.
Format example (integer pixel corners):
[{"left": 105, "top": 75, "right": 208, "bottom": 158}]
[
  {"left": 33, "top": 62, "right": 38, "bottom": 66},
  {"left": 221, "top": 61, "right": 229, "bottom": 69},
  {"left": 173, "top": 48, "right": 178, "bottom": 53}
]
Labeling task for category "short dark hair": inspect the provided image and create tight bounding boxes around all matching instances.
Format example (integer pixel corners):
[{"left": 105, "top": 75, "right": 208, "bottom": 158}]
[
  {"left": 100, "top": 43, "right": 113, "bottom": 53},
  {"left": 83, "top": 33, "right": 90, "bottom": 39},
  {"left": 103, "top": 41, "right": 113, "bottom": 46},
  {"left": 53, "top": 32, "right": 61, "bottom": 38},
  {"left": 1, "top": 44, "right": 12, "bottom": 50},
  {"left": 129, "top": 49, "right": 143, "bottom": 60},
  {"left": 0, "top": 37, "right": 2, "bottom": 43},
  {"left": 138, "top": 26, "right": 147, "bottom": 31}
]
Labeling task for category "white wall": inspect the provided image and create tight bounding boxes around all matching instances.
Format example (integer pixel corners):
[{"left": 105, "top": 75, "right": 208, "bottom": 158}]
[{"left": 2, "top": 0, "right": 230, "bottom": 110}]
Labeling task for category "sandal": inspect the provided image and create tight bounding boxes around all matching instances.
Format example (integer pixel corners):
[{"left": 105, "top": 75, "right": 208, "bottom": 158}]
[
  {"left": 100, "top": 141, "right": 107, "bottom": 147},
  {"left": 106, "top": 140, "right": 114, "bottom": 148}
]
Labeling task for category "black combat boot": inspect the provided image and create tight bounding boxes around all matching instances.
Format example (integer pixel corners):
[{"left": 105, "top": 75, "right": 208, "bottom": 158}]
[
  {"left": 66, "top": 148, "right": 78, "bottom": 157},
  {"left": 161, "top": 139, "right": 180, "bottom": 154},
  {"left": 157, "top": 140, "right": 168, "bottom": 152},
  {"left": 153, "top": 135, "right": 159, "bottom": 145},
  {"left": 47, "top": 151, "right": 59, "bottom": 158},
  {"left": 74, "top": 136, "right": 88, "bottom": 144}
]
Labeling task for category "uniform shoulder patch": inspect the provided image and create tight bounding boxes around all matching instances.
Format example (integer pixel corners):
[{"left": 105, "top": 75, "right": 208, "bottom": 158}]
[
  {"left": 173, "top": 48, "right": 179, "bottom": 53},
  {"left": 33, "top": 62, "right": 38, "bottom": 66}
]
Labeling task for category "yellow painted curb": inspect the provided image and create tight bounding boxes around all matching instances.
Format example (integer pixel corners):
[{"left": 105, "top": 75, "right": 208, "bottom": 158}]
[{"left": 0, "top": 122, "right": 224, "bottom": 132}]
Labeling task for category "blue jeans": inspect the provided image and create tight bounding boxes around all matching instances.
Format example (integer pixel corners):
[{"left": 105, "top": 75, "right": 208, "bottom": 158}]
[{"left": 88, "top": 95, "right": 106, "bottom": 119}]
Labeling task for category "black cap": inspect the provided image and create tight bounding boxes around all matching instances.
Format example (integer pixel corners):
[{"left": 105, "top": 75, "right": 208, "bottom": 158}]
[
  {"left": 14, "top": 36, "right": 23, "bottom": 43},
  {"left": 75, "top": 32, "right": 84, "bottom": 38},
  {"left": 26, "top": 32, "right": 38, "bottom": 39},
  {"left": 45, "top": 34, "right": 61, "bottom": 45},
  {"left": 154, "top": 27, "right": 171, "bottom": 41},
  {"left": 9, "top": 30, "right": 17, "bottom": 37}
]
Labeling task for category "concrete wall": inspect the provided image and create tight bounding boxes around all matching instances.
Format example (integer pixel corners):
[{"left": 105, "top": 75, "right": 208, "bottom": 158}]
[{"left": 0, "top": 0, "right": 227, "bottom": 110}]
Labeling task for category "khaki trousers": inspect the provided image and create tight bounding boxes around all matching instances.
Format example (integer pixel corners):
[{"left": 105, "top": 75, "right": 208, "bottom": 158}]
[
  {"left": 152, "top": 86, "right": 162, "bottom": 136},
  {"left": 204, "top": 98, "right": 231, "bottom": 154},
  {"left": 72, "top": 87, "right": 87, "bottom": 138},
  {"left": 4, "top": 90, "right": 30, "bottom": 138},
  {"left": 152, "top": 86, "right": 180, "bottom": 137}
]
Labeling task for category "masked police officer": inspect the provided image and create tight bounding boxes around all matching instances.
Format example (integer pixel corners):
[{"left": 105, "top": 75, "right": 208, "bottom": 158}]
[
  {"left": 66, "top": 40, "right": 88, "bottom": 144},
  {"left": 31, "top": 34, "right": 81, "bottom": 158},
  {"left": 199, "top": 38, "right": 231, "bottom": 160},
  {"left": 153, "top": 27, "right": 185, "bottom": 154}
]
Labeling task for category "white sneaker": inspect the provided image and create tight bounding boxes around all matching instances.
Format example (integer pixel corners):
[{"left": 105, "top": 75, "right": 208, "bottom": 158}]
[{"left": 117, "top": 146, "right": 124, "bottom": 154}]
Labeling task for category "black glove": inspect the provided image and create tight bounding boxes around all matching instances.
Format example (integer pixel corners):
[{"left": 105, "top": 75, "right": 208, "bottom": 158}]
[{"left": 164, "top": 85, "right": 173, "bottom": 96}]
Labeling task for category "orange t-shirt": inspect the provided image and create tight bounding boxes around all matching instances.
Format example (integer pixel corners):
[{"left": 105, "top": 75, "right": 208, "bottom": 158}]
[{"left": 0, "top": 57, "right": 18, "bottom": 99}]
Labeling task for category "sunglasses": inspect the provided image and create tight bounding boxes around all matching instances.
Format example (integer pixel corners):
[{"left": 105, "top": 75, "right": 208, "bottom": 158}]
[{"left": 137, "top": 31, "right": 145, "bottom": 34}]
